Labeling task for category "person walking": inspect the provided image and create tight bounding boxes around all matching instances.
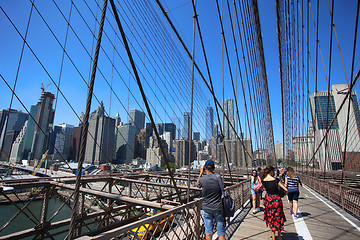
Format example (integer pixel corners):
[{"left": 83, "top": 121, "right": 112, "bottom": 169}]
[
  {"left": 261, "top": 166, "right": 288, "bottom": 240},
  {"left": 197, "top": 160, "right": 225, "bottom": 240},
  {"left": 285, "top": 167, "right": 301, "bottom": 219},
  {"left": 251, "top": 169, "right": 262, "bottom": 213}
]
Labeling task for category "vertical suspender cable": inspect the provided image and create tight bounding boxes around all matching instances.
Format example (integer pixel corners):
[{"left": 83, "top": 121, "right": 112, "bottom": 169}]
[
  {"left": 188, "top": 0, "right": 197, "bottom": 203},
  {"left": 342, "top": 0, "right": 360, "bottom": 184},
  {"left": 67, "top": 0, "right": 108, "bottom": 238},
  {"left": 109, "top": 0, "right": 182, "bottom": 202}
]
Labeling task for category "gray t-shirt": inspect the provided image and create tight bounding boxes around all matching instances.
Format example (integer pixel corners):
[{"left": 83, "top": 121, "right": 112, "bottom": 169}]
[{"left": 198, "top": 173, "right": 222, "bottom": 213}]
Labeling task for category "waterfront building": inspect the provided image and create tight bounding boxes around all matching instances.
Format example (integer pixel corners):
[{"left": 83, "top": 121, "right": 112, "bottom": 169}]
[
  {"left": 0, "top": 109, "right": 29, "bottom": 159},
  {"left": 9, "top": 121, "right": 27, "bottom": 163},
  {"left": 223, "top": 99, "right": 235, "bottom": 140},
  {"left": 85, "top": 102, "right": 115, "bottom": 165},
  {"left": 206, "top": 106, "right": 214, "bottom": 142}
]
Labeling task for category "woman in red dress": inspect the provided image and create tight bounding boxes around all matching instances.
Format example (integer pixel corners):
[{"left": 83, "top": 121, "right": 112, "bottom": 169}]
[{"left": 261, "top": 166, "right": 288, "bottom": 240}]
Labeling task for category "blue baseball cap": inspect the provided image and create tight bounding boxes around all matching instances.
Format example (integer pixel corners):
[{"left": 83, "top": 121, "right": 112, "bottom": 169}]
[{"left": 205, "top": 160, "right": 215, "bottom": 169}]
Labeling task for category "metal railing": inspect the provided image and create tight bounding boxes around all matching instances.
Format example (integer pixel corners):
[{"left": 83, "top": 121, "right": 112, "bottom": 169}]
[
  {"left": 0, "top": 174, "right": 250, "bottom": 239},
  {"left": 298, "top": 173, "right": 360, "bottom": 219},
  {"left": 78, "top": 179, "right": 251, "bottom": 240}
]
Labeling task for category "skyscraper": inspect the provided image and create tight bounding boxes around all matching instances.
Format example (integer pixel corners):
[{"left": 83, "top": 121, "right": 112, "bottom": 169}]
[
  {"left": 114, "top": 124, "right": 137, "bottom": 164},
  {"left": 0, "top": 109, "right": 28, "bottom": 159},
  {"left": 153, "top": 123, "right": 176, "bottom": 140},
  {"left": 129, "top": 109, "right": 145, "bottom": 134},
  {"left": 182, "top": 112, "right": 190, "bottom": 140},
  {"left": 69, "top": 126, "right": 82, "bottom": 162},
  {"left": 53, "top": 123, "right": 74, "bottom": 160},
  {"left": 309, "top": 84, "right": 360, "bottom": 170},
  {"left": 213, "top": 123, "right": 219, "bottom": 138},
  {"left": 205, "top": 106, "right": 214, "bottom": 142},
  {"left": 114, "top": 112, "right": 121, "bottom": 127},
  {"left": 85, "top": 101, "right": 115, "bottom": 165},
  {"left": 20, "top": 92, "right": 55, "bottom": 160},
  {"left": 134, "top": 128, "right": 146, "bottom": 159},
  {"left": 175, "top": 139, "right": 196, "bottom": 167},
  {"left": 145, "top": 122, "right": 153, "bottom": 148},
  {"left": 223, "top": 99, "right": 235, "bottom": 140},
  {"left": 164, "top": 123, "right": 176, "bottom": 140},
  {"left": 9, "top": 121, "right": 27, "bottom": 163},
  {"left": 193, "top": 132, "right": 200, "bottom": 141}
]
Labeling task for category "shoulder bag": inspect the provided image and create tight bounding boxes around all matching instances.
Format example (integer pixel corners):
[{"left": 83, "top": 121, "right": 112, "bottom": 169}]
[
  {"left": 216, "top": 174, "right": 235, "bottom": 217},
  {"left": 276, "top": 178, "right": 286, "bottom": 198}
]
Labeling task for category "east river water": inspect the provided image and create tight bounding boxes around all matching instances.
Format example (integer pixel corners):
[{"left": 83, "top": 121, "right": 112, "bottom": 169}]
[{"left": 0, "top": 197, "right": 72, "bottom": 239}]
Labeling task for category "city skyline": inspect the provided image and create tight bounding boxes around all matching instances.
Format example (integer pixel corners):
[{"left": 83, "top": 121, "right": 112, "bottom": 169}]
[{"left": 1, "top": 1, "right": 359, "bottom": 168}]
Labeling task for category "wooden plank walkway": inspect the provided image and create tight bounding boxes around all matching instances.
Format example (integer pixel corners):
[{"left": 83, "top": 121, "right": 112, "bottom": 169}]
[{"left": 222, "top": 185, "right": 360, "bottom": 240}]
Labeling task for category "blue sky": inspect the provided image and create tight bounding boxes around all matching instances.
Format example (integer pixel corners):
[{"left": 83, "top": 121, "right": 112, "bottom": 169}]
[{"left": 0, "top": 0, "right": 359, "bottom": 147}]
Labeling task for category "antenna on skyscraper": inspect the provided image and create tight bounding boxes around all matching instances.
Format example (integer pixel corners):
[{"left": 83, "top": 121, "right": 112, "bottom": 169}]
[{"left": 41, "top": 82, "right": 51, "bottom": 93}]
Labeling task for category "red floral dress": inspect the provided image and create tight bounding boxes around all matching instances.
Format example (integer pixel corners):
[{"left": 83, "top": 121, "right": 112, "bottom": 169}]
[{"left": 263, "top": 194, "right": 286, "bottom": 232}]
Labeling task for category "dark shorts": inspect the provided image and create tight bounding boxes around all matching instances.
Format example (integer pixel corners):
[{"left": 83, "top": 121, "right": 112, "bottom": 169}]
[{"left": 288, "top": 191, "right": 300, "bottom": 201}]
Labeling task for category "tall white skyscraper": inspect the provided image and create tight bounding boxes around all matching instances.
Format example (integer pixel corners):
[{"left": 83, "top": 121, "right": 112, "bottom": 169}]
[{"left": 223, "top": 99, "right": 235, "bottom": 140}]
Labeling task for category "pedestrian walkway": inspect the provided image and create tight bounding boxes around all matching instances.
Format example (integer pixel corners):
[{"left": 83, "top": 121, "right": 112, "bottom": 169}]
[{"left": 223, "top": 185, "right": 360, "bottom": 240}]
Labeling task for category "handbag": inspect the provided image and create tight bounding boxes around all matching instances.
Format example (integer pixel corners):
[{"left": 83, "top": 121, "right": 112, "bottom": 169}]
[
  {"left": 216, "top": 174, "right": 235, "bottom": 217},
  {"left": 253, "top": 181, "right": 263, "bottom": 193},
  {"left": 276, "top": 178, "right": 286, "bottom": 197}
]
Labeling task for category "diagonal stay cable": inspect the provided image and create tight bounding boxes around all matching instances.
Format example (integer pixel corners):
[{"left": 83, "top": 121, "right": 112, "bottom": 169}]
[{"left": 109, "top": 0, "right": 182, "bottom": 203}]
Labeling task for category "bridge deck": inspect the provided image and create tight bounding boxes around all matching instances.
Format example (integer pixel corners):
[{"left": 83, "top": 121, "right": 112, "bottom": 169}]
[{"left": 224, "top": 185, "right": 360, "bottom": 240}]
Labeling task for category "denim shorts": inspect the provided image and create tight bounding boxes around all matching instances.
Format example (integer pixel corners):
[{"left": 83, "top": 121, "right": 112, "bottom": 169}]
[
  {"left": 288, "top": 190, "right": 300, "bottom": 201},
  {"left": 251, "top": 189, "right": 262, "bottom": 196},
  {"left": 202, "top": 211, "right": 226, "bottom": 235}
]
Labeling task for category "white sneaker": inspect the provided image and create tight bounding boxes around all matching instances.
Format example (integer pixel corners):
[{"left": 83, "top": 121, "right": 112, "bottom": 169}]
[{"left": 253, "top": 209, "right": 257, "bottom": 214}]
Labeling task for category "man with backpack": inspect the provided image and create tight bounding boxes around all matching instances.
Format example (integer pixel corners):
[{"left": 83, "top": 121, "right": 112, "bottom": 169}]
[{"left": 197, "top": 160, "right": 226, "bottom": 240}]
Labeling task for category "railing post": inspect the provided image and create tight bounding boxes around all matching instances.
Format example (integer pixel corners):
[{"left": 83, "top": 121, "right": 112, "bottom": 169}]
[
  {"left": 129, "top": 182, "right": 132, "bottom": 198},
  {"left": 106, "top": 180, "right": 113, "bottom": 226},
  {"left": 241, "top": 183, "right": 244, "bottom": 207},
  {"left": 312, "top": 176, "right": 315, "bottom": 190},
  {"left": 195, "top": 200, "right": 201, "bottom": 239},
  {"left": 340, "top": 185, "right": 344, "bottom": 210},
  {"left": 39, "top": 186, "right": 50, "bottom": 239},
  {"left": 78, "top": 183, "right": 86, "bottom": 236}
]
